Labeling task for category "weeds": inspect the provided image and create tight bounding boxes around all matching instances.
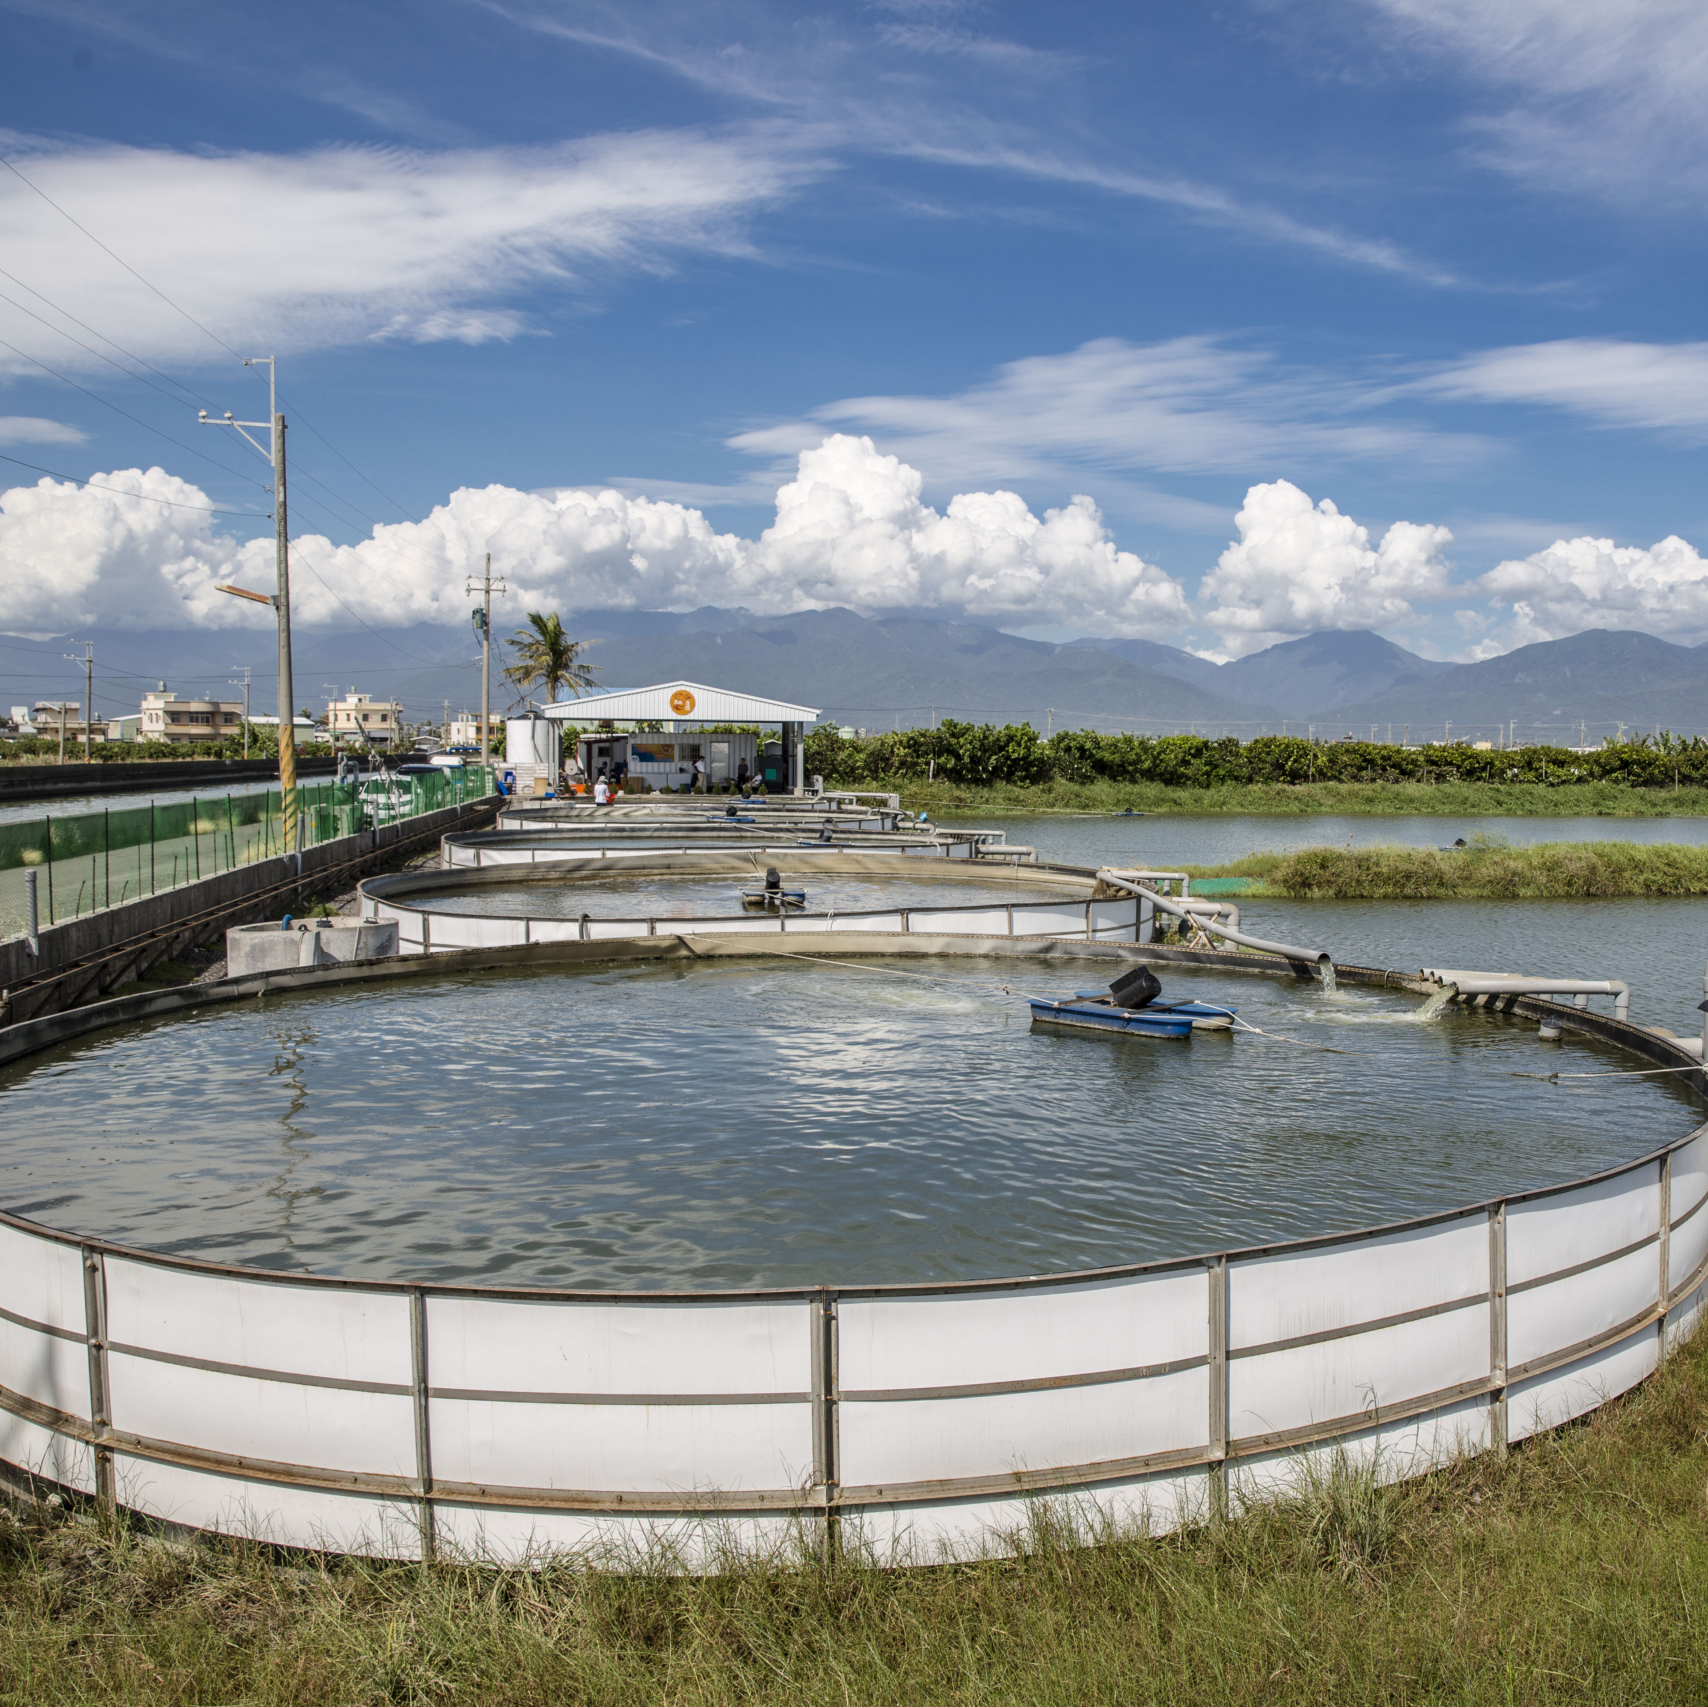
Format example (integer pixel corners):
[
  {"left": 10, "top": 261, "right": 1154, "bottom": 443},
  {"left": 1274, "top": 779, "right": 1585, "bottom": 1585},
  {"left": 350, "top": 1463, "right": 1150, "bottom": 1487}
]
[
  {"left": 4, "top": 1327, "right": 1708, "bottom": 1701},
  {"left": 913, "top": 779, "right": 1708, "bottom": 819},
  {"left": 1183, "top": 839, "right": 1708, "bottom": 899}
]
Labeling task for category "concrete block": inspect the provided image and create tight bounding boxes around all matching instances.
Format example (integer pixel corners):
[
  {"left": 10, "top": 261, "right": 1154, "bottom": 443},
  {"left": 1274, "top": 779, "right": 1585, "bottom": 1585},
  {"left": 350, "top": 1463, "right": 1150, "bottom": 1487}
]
[{"left": 225, "top": 918, "right": 399, "bottom": 976}]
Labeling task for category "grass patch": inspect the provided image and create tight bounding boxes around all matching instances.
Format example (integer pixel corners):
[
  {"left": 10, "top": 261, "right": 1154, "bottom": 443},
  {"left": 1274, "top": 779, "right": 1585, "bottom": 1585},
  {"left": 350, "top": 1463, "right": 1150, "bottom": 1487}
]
[
  {"left": 1185, "top": 837, "right": 1708, "bottom": 900},
  {"left": 6, "top": 1330, "right": 1708, "bottom": 1703},
  {"left": 898, "top": 779, "right": 1708, "bottom": 817}
]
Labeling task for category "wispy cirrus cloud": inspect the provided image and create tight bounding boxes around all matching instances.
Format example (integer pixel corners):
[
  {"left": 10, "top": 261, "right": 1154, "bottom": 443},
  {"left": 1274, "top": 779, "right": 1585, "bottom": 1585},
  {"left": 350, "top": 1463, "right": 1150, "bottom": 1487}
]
[
  {"left": 731, "top": 335, "right": 1491, "bottom": 493},
  {"left": 1419, "top": 338, "right": 1708, "bottom": 440},
  {"left": 0, "top": 415, "right": 86, "bottom": 445},
  {"left": 0, "top": 127, "right": 821, "bottom": 373},
  {"left": 1350, "top": 0, "right": 1708, "bottom": 205},
  {"left": 480, "top": 0, "right": 1464, "bottom": 285}
]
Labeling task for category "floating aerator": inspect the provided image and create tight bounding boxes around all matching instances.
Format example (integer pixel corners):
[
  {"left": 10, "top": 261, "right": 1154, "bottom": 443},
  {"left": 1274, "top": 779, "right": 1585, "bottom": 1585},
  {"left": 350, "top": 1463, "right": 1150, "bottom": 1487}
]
[{"left": 1108, "top": 965, "right": 1162, "bottom": 1010}]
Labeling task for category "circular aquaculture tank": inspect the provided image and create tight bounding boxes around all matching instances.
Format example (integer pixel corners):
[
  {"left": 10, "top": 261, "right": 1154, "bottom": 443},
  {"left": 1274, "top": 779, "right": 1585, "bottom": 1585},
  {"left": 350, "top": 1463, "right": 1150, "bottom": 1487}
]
[{"left": 2, "top": 953, "right": 1694, "bottom": 1291}]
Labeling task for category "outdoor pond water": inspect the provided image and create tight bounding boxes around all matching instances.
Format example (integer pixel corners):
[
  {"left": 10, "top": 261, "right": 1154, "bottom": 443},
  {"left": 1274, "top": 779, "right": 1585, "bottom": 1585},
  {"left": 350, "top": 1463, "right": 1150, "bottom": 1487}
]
[
  {"left": 966, "top": 812, "right": 1708, "bottom": 868},
  {"left": 0, "top": 951, "right": 1695, "bottom": 1291}
]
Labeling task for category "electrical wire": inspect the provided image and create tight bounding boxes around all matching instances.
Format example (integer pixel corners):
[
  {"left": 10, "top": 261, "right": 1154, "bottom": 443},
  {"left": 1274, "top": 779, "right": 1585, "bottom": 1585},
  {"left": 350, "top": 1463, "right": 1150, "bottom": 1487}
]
[
  {"left": 0, "top": 452, "right": 266, "bottom": 515},
  {"left": 0, "top": 263, "right": 217, "bottom": 409},
  {"left": 0, "top": 150, "right": 245, "bottom": 363},
  {"left": 0, "top": 333, "right": 271, "bottom": 493}
]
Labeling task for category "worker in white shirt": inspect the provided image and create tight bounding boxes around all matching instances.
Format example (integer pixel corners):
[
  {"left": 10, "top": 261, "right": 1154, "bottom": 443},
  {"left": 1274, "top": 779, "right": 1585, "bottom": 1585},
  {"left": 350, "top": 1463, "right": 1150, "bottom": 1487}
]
[{"left": 593, "top": 776, "right": 610, "bottom": 805}]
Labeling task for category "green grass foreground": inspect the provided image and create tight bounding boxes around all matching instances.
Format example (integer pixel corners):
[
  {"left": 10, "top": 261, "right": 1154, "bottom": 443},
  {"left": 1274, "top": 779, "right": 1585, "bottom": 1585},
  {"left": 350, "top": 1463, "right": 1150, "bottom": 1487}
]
[
  {"left": 7, "top": 1332, "right": 1708, "bottom": 1704},
  {"left": 903, "top": 779, "right": 1708, "bottom": 817},
  {"left": 1184, "top": 838, "right": 1708, "bottom": 900}
]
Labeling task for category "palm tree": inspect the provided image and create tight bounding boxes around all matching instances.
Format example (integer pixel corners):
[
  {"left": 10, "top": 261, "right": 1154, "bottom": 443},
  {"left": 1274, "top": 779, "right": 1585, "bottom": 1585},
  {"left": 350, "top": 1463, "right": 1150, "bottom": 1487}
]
[{"left": 502, "top": 611, "right": 601, "bottom": 706}]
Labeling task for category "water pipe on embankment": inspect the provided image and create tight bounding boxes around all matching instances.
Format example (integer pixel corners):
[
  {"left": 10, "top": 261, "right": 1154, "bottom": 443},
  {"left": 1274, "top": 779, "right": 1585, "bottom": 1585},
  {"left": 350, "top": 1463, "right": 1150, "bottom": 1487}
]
[
  {"left": 1099, "top": 869, "right": 1333, "bottom": 976},
  {"left": 1421, "top": 970, "right": 1630, "bottom": 1022}
]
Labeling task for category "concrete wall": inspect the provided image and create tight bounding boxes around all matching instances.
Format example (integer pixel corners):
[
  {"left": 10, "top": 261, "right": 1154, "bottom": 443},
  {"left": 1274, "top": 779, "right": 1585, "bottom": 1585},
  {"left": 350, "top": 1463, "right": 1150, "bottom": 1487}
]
[
  {"left": 0, "top": 794, "right": 497, "bottom": 1022},
  {"left": 0, "top": 757, "right": 338, "bottom": 804}
]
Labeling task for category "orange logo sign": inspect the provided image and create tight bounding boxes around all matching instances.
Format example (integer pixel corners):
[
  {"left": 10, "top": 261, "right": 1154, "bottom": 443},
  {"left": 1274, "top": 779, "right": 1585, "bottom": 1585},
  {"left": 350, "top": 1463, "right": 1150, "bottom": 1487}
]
[{"left": 669, "top": 689, "right": 696, "bottom": 716}]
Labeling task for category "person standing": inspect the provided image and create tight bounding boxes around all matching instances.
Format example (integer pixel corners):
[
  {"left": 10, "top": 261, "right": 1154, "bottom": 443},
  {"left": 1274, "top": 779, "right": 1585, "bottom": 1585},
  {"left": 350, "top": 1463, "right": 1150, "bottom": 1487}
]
[
  {"left": 693, "top": 754, "right": 707, "bottom": 793},
  {"left": 593, "top": 775, "right": 610, "bottom": 805}
]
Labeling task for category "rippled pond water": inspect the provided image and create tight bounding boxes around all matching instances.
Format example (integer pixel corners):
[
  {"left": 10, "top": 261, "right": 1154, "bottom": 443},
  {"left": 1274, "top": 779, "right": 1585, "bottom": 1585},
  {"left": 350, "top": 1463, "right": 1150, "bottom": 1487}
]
[
  {"left": 1, "top": 956, "right": 1694, "bottom": 1291},
  {"left": 969, "top": 812, "right": 1708, "bottom": 868}
]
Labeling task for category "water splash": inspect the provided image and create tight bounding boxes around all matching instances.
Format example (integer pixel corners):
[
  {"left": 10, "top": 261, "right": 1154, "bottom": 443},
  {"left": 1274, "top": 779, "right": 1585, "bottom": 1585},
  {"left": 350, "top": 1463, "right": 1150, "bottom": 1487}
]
[
  {"left": 1414, "top": 986, "right": 1456, "bottom": 1023},
  {"left": 1318, "top": 960, "right": 1337, "bottom": 995}
]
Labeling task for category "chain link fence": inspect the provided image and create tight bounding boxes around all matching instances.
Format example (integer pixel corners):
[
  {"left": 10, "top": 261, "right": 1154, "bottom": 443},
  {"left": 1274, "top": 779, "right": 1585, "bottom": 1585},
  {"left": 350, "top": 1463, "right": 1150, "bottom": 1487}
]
[{"left": 0, "top": 767, "right": 495, "bottom": 943}]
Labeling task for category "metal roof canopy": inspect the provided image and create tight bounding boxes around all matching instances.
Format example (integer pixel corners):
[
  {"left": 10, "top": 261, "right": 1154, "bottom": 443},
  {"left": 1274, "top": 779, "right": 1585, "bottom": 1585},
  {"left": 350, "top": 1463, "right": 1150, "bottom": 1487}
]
[{"left": 541, "top": 681, "right": 821, "bottom": 725}]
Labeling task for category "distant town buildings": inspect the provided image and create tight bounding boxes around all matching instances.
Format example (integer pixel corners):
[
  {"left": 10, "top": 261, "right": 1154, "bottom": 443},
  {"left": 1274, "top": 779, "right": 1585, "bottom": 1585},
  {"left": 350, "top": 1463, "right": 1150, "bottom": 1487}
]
[
  {"left": 447, "top": 709, "right": 505, "bottom": 748},
  {"left": 25, "top": 701, "right": 96, "bottom": 743},
  {"left": 140, "top": 686, "right": 244, "bottom": 743},
  {"left": 327, "top": 690, "right": 403, "bottom": 748}
]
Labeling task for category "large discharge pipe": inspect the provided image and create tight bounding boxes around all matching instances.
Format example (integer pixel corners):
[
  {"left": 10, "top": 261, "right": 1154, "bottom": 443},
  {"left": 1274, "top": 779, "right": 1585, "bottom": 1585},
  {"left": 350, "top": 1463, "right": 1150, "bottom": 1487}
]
[{"left": 1100, "top": 870, "right": 1333, "bottom": 975}]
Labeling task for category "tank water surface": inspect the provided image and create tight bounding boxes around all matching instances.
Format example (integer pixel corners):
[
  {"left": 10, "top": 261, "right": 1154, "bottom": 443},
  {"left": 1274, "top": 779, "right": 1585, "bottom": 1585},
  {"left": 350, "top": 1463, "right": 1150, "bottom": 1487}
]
[{"left": 0, "top": 958, "right": 1691, "bottom": 1291}]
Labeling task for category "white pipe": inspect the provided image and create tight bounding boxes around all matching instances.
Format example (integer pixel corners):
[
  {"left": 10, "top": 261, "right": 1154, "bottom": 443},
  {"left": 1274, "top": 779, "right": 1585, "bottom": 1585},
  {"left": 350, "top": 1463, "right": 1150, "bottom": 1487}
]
[
  {"left": 1100, "top": 870, "right": 1330, "bottom": 972},
  {"left": 1437, "top": 976, "right": 1630, "bottom": 1022},
  {"left": 1182, "top": 897, "right": 1240, "bottom": 933}
]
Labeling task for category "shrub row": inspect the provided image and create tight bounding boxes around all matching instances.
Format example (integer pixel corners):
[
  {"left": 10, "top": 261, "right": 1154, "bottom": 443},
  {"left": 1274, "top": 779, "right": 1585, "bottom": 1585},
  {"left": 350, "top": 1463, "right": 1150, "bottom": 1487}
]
[
  {"left": 0, "top": 736, "right": 336, "bottom": 764},
  {"left": 803, "top": 722, "right": 1708, "bottom": 791}
]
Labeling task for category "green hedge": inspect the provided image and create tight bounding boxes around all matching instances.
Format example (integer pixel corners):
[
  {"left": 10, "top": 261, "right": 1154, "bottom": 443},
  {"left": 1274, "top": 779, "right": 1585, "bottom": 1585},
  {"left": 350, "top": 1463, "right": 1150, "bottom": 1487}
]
[
  {"left": 803, "top": 723, "right": 1708, "bottom": 791},
  {"left": 0, "top": 736, "right": 334, "bottom": 763}
]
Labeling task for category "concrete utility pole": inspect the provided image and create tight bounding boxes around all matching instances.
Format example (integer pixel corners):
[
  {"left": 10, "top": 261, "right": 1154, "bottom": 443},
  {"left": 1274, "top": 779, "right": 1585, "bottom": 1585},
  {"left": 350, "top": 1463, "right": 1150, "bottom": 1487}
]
[
  {"left": 202, "top": 357, "right": 298, "bottom": 849},
  {"left": 64, "top": 641, "right": 94, "bottom": 760},
  {"left": 230, "top": 667, "right": 252, "bottom": 757},
  {"left": 466, "top": 552, "right": 507, "bottom": 766}
]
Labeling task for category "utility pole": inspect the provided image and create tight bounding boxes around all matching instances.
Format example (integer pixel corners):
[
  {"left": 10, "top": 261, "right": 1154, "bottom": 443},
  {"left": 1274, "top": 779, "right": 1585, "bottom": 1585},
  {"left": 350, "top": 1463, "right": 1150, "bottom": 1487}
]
[
  {"left": 64, "top": 641, "right": 94, "bottom": 761},
  {"left": 202, "top": 356, "right": 297, "bottom": 850},
  {"left": 442, "top": 699, "right": 450, "bottom": 746},
  {"left": 467, "top": 552, "right": 506, "bottom": 766},
  {"left": 229, "top": 667, "right": 252, "bottom": 758}
]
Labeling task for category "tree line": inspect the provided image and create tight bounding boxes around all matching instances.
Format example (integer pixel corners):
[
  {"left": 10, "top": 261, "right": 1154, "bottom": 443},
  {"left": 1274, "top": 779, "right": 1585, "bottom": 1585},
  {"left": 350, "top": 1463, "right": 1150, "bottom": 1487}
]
[{"left": 802, "top": 721, "right": 1708, "bottom": 790}]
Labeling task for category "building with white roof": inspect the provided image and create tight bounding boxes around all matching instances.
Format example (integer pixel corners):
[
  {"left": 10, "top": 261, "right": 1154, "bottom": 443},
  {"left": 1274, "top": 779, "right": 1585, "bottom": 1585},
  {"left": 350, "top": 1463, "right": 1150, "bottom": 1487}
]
[{"left": 542, "top": 681, "right": 821, "bottom": 793}]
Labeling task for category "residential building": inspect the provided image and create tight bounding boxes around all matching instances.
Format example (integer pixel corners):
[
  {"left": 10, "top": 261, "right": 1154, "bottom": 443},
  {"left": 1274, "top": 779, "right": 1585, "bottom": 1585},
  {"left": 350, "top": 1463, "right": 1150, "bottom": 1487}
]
[
  {"left": 327, "top": 690, "right": 403, "bottom": 747},
  {"left": 140, "top": 686, "right": 244, "bottom": 743},
  {"left": 107, "top": 714, "right": 143, "bottom": 741},
  {"left": 447, "top": 709, "right": 505, "bottom": 748},
  {"left": 31, "top": 701, "right": 99, "bottom": 744}
]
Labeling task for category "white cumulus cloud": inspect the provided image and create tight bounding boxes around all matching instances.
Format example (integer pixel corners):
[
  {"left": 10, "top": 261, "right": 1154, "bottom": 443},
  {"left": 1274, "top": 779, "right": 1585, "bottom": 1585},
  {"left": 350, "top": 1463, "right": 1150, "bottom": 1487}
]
[
  {"left": 1477, "top": 533, "right": 1708, "bottom": 647},
  {"left": 1198, "top": 479, "right": 1454, "bottom": 657},
  {"left": 744, "top": 436, "right": 1189, "bottom": 629},
  {"left": 0, "top": 436, "right": 1190, "bottom": 637}
]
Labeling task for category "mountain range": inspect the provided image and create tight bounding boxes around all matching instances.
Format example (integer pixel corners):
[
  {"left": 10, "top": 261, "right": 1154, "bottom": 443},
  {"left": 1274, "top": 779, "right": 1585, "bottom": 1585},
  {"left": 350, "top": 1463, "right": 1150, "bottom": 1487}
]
[{"left": 4, "top": 613, "right": 1705, "bottom": 743}]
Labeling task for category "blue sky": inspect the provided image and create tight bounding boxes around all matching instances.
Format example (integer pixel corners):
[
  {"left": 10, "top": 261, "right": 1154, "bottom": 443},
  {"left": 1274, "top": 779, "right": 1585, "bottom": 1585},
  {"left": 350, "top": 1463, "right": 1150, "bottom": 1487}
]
[{"left": 2, "top": 0, "right": 1707, "bottom": 662}]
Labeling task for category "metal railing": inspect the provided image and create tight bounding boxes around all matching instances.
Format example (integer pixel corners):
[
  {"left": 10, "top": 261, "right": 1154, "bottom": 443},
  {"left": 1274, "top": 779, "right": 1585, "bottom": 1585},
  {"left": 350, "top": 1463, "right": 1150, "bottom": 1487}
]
[
  {"left": 0, "top": 769, "right": 495, "bottom": 944},
  {"left": 0, "top": 943, "right": 1703, "bottom": 1567}
]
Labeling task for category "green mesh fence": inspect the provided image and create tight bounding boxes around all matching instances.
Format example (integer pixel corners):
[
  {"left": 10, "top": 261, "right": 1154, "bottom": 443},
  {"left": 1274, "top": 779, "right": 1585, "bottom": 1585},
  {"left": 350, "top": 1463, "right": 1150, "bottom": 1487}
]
[{"left": 0, "top": 766, "right": 494, "bottom": 941}]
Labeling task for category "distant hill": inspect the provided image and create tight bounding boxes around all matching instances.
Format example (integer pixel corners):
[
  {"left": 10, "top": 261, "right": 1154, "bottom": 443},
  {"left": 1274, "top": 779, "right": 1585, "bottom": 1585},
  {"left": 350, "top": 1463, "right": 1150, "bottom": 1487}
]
[
  {"left": 1068, "top": 629, "right": 1449, "bottom": 717},
  {"left": 1306, "top": 630, "right": 1708, "bottom": 743},
  {"left": 0, "top": 610, "right": 1282, "bottom": 737},
  {"left": 571, "top": 608, "right": 1283, "bottom": 732},
  {"left": 1222, "top": 631, "right": 1452, "bottom": 717},
  {"left": 6, "top": 617, "right": 1703, "bottom": 745}
]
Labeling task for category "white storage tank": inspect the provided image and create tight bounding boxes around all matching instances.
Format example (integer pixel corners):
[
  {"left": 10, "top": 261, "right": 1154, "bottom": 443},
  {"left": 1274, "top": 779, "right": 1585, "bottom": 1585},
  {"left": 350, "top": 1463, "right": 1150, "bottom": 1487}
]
[{"left": 506, "top": 714, "right": 559, "bottom": 769}]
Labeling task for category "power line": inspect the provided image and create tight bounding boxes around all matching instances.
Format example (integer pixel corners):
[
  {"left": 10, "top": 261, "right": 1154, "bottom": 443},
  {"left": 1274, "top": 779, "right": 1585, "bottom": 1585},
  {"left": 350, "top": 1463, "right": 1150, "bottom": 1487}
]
[
  {"left": 0, "top": 452, "right": 267, "bottom": 515},
  {"left": 282, "top": 399, "right": 421, "bottom": 525},
  {"left": 0, "top": 332, "right": 271, "bottom": 494},
  {"left": 0, "top": 279, "right": 222, "bottom": 419},
  {"left": 0, "top": 263, "right": 218, "bottom": 410},
  {"left": 0, "top": 149, "right": 245, "bottom": 364}
]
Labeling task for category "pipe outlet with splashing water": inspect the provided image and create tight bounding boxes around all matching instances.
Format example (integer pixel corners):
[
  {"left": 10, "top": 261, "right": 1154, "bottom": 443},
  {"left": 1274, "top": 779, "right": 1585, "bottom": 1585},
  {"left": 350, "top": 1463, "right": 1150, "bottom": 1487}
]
[{"left": 1099, "top": 870, "right": 1335, "bottom": 987}]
